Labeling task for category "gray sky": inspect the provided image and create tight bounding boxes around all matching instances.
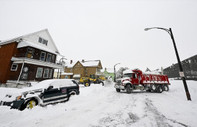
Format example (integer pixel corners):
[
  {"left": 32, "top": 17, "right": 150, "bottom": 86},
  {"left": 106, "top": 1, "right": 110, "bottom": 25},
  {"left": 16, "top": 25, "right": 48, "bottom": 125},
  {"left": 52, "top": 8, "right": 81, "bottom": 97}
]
[{"left": 0, "top": 0, "right": 197, "bottom": 71}]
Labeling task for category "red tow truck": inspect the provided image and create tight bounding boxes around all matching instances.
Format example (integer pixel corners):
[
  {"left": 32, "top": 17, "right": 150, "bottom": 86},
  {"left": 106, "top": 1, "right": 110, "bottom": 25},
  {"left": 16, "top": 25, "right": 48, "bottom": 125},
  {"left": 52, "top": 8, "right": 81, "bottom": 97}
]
[{"left": 114, "top": 69, "right": 170, "bottom": 93}]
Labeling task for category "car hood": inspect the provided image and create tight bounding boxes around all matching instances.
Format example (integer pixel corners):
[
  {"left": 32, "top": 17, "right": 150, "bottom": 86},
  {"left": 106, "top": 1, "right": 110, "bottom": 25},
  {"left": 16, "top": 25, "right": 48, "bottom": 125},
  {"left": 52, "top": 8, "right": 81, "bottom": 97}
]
[{"left": 1, "top": 87, "right": 43, "bottom": 102}]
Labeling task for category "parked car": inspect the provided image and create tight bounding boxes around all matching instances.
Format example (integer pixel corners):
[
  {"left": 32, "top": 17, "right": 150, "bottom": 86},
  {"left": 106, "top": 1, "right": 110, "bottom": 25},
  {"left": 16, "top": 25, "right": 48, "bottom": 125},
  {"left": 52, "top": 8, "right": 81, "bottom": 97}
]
[{"left": 0, "top": 79, "right": 80, "bottom": 110}]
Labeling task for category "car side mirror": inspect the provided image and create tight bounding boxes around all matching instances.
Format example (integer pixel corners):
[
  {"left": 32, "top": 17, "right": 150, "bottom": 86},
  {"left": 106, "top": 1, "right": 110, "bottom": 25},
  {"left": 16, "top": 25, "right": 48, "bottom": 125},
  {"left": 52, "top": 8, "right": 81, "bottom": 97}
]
[{"left": 47, "top": 86, "right": 53, "bottom": 91}]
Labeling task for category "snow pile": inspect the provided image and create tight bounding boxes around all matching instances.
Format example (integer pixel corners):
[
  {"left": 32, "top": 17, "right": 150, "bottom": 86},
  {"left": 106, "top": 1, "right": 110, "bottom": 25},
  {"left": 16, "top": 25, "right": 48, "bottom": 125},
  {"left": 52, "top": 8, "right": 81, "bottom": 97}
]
[{"left": 0, "top": 80, "right": 197, "bottom": 127}]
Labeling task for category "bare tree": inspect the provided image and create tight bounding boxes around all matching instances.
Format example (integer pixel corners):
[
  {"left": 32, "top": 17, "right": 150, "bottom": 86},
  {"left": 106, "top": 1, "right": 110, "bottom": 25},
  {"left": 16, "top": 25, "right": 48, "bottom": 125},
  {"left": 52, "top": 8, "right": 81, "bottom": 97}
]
[{"left": 116, "top": 67, "right": 129, "bottom": 79}]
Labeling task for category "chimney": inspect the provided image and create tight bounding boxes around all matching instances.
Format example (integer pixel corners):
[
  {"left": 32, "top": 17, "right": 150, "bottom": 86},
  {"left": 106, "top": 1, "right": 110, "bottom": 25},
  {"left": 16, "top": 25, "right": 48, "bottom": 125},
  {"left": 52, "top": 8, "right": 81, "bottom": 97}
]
[
  {"left": 70, "top": 60, "right": 73, "bottom": 64},
  {"left": 82, "top": 59, "right": 85, "bottom": 63}
]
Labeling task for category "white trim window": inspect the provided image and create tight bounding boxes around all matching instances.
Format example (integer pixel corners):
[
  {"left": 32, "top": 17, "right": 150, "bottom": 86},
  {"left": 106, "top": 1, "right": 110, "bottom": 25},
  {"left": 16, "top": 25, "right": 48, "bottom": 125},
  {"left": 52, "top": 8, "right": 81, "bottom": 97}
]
[
  {"left": 46, "top": 53, "right": 52, "bottom": 62},
  {"left": 40, "top": 52, "right": 46, "bottom": 61},
  {"left": 38, "top": 37, "right": 48, "bottom": 46},
  {"left": 11, "top": 64, "right": 18, "bottom": 71},
  {"left": 49, "top": 69, "right": 53, "bottom": 78},
  {"left": 36, "top": 67, "right": 43, "bottom": 78},
  {"left": 51, "top": 55, "right": 55, "bottom": 63},
  {"left": 43, "top": 68, "right": 49, "bottom": 78}
]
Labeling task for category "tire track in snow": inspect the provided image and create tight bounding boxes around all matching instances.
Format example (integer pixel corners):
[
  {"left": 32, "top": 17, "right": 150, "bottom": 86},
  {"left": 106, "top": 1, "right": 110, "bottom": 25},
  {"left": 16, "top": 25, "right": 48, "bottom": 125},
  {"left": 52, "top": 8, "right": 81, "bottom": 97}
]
[
  {"left": 144, "top": 98, "right": 190, "bottom": 127},
  {"left": 89, "top": 94, "right": 140, "bottom": 127}
]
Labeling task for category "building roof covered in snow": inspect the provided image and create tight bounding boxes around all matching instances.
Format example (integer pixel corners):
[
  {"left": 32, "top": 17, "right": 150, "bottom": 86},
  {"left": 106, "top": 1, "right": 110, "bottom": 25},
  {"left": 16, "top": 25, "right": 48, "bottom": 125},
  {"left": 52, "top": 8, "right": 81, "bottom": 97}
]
[
  {"left": 0, "top": 29, "right": 60, "bottom": 55},
  {"left": 66, "top": 60, "right": 102, "bottom": 68}
]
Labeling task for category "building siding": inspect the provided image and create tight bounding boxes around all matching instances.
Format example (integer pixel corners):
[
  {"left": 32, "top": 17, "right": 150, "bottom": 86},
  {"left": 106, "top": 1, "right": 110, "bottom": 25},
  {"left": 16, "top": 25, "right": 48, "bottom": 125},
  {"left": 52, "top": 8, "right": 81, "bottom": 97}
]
[
  {"left": 8, "top": 63, "right": 54, "bottom": 82},
  {"left": 64, "top": 60, "right": 103, "bottom": 79},
  {"left": 0, "top": 42, "right": 17, "bottom": 83}
]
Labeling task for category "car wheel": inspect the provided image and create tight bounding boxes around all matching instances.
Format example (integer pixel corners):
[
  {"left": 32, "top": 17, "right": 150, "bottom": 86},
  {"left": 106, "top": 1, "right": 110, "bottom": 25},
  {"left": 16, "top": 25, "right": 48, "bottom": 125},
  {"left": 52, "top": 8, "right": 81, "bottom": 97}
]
[{"left": 25, "top": 99, "right": 38, "bottom": 109}]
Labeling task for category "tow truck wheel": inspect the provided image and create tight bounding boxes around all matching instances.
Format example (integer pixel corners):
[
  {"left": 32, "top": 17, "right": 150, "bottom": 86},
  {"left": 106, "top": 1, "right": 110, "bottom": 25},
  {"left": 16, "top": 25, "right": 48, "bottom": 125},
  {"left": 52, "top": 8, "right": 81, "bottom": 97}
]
[
  {"left": 157, "top": 86, "right": 163, "bottom": 93},
  {"left": 25, "top": 99, "right": 38, "bottom": 109},
  {"left": 126, "top": 84, "right": 132, "bottom": 94},
  {"left": 151, "top": 84, "right": 157, "bottom": 92},
  {"left": 163, "top": 85, "right": 169, "bottom": 91}
]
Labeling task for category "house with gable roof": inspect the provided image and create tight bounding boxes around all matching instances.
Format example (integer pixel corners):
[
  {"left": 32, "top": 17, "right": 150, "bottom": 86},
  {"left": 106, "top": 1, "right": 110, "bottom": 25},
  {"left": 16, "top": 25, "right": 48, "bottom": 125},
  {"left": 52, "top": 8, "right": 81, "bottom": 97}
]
[
  {"left": 0, "top": 29, "right": 63, "bottom": 84},
  {"left": 62, "top": 60, "right": 103, "bottom": 79}
]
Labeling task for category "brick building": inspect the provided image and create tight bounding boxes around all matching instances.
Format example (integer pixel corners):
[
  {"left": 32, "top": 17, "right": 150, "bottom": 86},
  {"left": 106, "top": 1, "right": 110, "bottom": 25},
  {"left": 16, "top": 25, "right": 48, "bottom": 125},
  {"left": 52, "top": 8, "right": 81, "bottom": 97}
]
[{"left": 163, "top": 55, "right": 197, "bottom": 80}]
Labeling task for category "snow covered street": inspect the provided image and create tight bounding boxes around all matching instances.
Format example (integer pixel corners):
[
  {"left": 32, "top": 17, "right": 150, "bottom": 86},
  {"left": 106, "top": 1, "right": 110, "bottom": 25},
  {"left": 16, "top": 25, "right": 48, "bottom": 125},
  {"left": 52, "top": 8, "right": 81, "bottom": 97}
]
[{"left": 0, "top": 80, "right": 197, "bottom": 127}]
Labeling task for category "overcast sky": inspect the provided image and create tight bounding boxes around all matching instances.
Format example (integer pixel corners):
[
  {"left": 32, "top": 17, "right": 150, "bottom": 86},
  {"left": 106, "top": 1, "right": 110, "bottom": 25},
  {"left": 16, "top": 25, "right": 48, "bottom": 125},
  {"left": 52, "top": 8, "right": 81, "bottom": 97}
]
[{"left": 0, "top": 0, "right": 197, "bottom": 71}]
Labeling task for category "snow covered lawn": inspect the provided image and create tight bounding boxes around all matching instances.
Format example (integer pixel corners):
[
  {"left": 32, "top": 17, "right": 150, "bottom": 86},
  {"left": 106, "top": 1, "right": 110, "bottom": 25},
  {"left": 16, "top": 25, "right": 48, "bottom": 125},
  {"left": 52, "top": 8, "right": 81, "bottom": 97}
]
[{"left": 0, "top": 80, "right": 197, "bottom": 127}]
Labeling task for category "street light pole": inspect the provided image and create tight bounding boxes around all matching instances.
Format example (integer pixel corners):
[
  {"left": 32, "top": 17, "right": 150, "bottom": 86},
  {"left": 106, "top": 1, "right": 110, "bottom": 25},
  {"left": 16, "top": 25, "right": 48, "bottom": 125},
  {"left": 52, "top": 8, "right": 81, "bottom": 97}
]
[
  {"left": 114, "top": 63, "right": 120, "bottom": 82},
  {"left": 59, "top": 57, "right": 67, "bottom": 79},
  {"left": 145, "top": 27, "right": 191, "bottom": 101}
]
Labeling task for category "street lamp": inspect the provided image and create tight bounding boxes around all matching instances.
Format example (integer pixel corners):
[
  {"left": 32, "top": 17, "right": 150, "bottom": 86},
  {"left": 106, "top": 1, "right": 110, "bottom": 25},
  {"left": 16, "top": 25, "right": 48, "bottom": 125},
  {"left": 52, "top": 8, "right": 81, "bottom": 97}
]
[
  {"left": 145, "top": 27, "right": 191, "bottom": 101},
  {"left": 58, "top": 57, "right": 67, "bottom": 79},
  {"left": 114, "top": 63, "right": 120, "bottom": 82}
]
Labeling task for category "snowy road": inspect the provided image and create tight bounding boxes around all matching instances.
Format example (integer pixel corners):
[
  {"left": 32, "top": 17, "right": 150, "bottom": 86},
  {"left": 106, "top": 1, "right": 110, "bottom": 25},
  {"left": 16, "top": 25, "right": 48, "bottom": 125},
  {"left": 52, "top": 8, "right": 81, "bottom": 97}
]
[{"left": 0, "top": 80, "right": 197, "bottom": 127}]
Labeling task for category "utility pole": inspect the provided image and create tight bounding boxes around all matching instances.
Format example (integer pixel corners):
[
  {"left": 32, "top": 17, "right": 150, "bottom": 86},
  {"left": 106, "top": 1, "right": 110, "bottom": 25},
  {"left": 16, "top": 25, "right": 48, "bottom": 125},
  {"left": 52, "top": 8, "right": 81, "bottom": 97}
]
[{"left": 145, "top": 27, "right": 191, "bottom": 101}]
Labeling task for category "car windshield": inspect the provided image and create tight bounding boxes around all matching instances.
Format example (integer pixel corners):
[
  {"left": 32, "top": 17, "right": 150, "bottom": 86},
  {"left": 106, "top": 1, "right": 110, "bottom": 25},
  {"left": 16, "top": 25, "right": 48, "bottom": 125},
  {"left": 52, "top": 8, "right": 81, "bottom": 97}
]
[{"left": 123, "top": 73, "right": 133, "bottom": 78}]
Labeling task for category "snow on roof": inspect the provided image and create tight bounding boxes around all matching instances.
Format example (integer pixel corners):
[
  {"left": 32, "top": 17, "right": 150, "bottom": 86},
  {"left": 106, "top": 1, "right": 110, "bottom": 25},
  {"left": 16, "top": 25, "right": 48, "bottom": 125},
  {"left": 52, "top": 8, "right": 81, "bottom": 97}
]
[
  {"left": 11, "top": 57, "right": 63, "bottom": 69},
  {"left": 66, "top": 61, "right": 77, "bottom": 68},
  {"left": 61, "top": 72, "right": 73, "bottom": 75},
  {"left": 0, "top": 29, "right": 60, "bottom": 54},
  {"left": 81, "top": 60, "right": 100, "bottom": 67},
  {"left": 0, "top": 37, "right": 21, "bottom": 46},
  {"left": 66, "top": 60, "right": 101, "bottom": 68},
  {"left": 73, "top": 74, "right": 80, "bottom": 78},
  {"left": 17, "top": 40, "right": 59, "bottom": 55}
]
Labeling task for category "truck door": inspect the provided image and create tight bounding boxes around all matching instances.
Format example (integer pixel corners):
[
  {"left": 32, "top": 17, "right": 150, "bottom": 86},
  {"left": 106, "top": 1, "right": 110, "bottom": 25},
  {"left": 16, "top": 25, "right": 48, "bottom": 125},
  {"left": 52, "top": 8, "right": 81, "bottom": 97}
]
[{"left": 132, "top": 73, "right": 139, "bottom": 85}]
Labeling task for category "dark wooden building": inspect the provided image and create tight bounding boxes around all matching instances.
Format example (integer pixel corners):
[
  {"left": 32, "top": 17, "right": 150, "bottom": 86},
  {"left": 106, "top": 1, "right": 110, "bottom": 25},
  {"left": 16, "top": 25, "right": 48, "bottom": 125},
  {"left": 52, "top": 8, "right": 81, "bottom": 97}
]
[
  {"left": 163, "top": 55, "right": 197, "bottom": 80},
  {"left": 0, "top": 29, "right": 63, "bottom": 84}
]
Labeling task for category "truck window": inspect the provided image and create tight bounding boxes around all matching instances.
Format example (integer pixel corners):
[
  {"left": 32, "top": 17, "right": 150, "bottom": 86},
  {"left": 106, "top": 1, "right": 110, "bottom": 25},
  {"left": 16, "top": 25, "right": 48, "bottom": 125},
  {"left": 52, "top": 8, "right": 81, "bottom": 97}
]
[{"left": 123, "top": 73, "right": 133, "bottom": 78}]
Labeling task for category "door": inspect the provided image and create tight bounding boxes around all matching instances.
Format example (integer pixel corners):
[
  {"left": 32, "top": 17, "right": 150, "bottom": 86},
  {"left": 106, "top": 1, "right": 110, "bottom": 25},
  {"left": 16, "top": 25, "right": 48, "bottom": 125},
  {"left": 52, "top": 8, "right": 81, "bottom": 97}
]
[
  {"left": 132, "top": 73, "right": 139, "bottom": 85},
  {"left": 42, "top": 86, "right": 68, "bottom": 104}
]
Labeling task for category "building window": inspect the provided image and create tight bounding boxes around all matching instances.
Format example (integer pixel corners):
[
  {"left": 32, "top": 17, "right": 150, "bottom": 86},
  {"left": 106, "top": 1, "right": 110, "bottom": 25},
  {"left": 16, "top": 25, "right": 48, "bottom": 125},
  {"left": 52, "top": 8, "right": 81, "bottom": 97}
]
[
  {"left": 40, "top": 52, "right": 46, "bottom": 61},
  {"left": 21, "top": 73, "right": 28, "bottom": 80},
  {"left": 51, "top": 55, "right": 55, "bottom": 63},
  {"left": 38, "top": 37, "right": 48, "bottom": 46},
  {"left": 36, "top": 67, "right": 43, "bottom": 78},
  {"left": 46, "top": 53, "right": 52, "bottom": 62},
  {"left": 26, "top": 48, "right": 34, "bottom": 58},
  {"left": 49, "top": 69, "right": 53, "bottom": 78},
  {"left": 43, "top": 68, "right": 49, "bottom": 78},
  {"left": 11, "top": 64, "right": 18, "bottom": 71}
]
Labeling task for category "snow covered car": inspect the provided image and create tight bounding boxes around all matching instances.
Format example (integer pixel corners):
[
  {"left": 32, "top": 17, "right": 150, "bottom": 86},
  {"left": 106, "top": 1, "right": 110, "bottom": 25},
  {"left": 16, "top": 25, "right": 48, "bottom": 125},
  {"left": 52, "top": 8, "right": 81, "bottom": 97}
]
[{"left": 0, "top": 79, "right": 80, "bottom": 110}]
